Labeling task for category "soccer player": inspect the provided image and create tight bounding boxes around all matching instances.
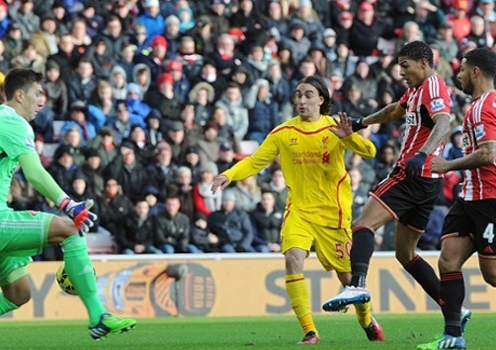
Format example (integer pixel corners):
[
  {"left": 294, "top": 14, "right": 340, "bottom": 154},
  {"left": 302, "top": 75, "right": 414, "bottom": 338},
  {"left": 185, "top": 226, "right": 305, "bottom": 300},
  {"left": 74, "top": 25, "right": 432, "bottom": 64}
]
[
  {"left": 211, "top": 75, "right": 383, "bottom": 344},
  {"left": 417, "top": 48, "right": 496, "bottom": 350},
  {"left": 322, "top": 41, "right": 470, "bottom": 329},
  {"left": 0, "top": 68, "right": 136, "bottom": 339}
]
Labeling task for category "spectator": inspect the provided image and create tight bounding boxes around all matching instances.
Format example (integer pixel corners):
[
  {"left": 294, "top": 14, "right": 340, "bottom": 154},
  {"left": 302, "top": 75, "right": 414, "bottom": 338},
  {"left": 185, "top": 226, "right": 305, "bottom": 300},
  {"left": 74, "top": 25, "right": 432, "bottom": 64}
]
[
  {"left": 188, "top": 82, "right": 215, "bottom": 127},
  {"left": 47, "top": 145, "right": 79, "bottom": 193},
  {"left": 116, "top": 42, "right": 137, "bottom": 85},
  {"left": 2, "top": 22, "right": 23, "bottom": 68},
  {"left": 97, "top": 176, "right": 134, "bottom": 236},
  {"left": 67, "top": 58, "right": 99, "bottom": 105},
  {"left": 145, "top": 72, "right": 184, "bottom": 124},
  {"left": 177, "top": 35, "right": 204, "bottom": 82},
  {"left": 126, "top": 82, "right": 152, "bottom": 123},
  {"left": 126, "top": 125, "right": 156, "bottom": 166},
  {"left": 104, "top": 141, "right": 151, "bottom": 202},
  {"left": 215, "top": 82, "right": 249, "bottom": 141},
  {"left": 196, "top": 121, "right": 223, "bottom": 165},
  {"left": 281, "top": 19, "right": 311, "bottom": 66},
  {"left": 167, "top": 59, "right": 190, "bottom": 102},
  {"left": 208, "top": 190, "right": 255, "bottom": 253},
  {"left": 216, "top": 141, "right": 238, "bottom": 175},
  {"left": 0, "top": 1, "right": 9, "bottom": 39},
  {"left": 110, "top": 66, "right": 128, "bottom": 101},
  {"left": 250, "top": 189, "right": 283, "bottom": 253},
  {"left": 144, "top": 185, "right": 164, "bottom": 217},
  {"left": 206, "top": 0, "right": 231, "bottom": 39},
  {"left": 182, "top": 145, "right": 202, "bottom": 183},
  {"left": 118, "top": 198, "right": 162, "bottom": 254},
  {"left": 78, "top": 148, "right": 105, "bottom": 197},
  {"left": 210, "top": 106, "right": 241, "bottom": 152},
  {"left": 289, "top": 0, "right": 325, "bottom": 46},
  {"left": 89, "top": 80, "right": 116, "bottom": 119},
  {"left": 342, "top": 83, "right": 377, "bottom": 120},
  {"left": 332, "top": 43, "right": 357, "bottom": 79},
  {"left": 79, "top": 3, "right": 104, "bottom": 39},
  {"left": 190, "top": 212, "right": 220, "bottom": 252},
  {"left": 373, "top": 143, "right": 397, "bottom": 184},
  {"left": 344, "top": 59, "right": 380, "bottom": 110},
  {"left": 30, "top": 88, "right": 55, "bottom": 143},
  {"left": 164, "top": 15, "right": 181, "bottom": 57},
  {"left": 9, "top": 0, "right": 40, "bottom": 39},
  {"left": 71, "top": 17, "right": 91, "bottom": 59},
  {"left": 155, "top": 194, "right": 200, "bottom": 254},
  {"left": 177, "top": 6, "right": 195, "bottom": 34},
  {"left": 43, "top": 60, "right": 68, "bottom": 119},
  {"left": 412, "top": 0, "right": 448, "bottom": 43},
  {"left": 51, "top": 1, "right": 70, "bottom": 35},
  {"left": 447, "top": 0, "right": 472, "bottom": 43},
  {"left": 89, "top": 38, "right": 116, "bottom": 81},
  {"left": 60, "top": 126, "right": 86, "bottom": 166},
  {"left": 147, "top": 140, "right": 177, "bottom": 201},
  {"left": 334, "top": 10, "right": 353, "bottom": 47},
  {"left": 395, "top": 21, "right": 424, "bottom": 54},
  {"left": 193, "top": 161, "right": 222, "bottom": 216},
  {"left": 266, "top": 59, "right": 292, "bottom": 123},
  {"left": 134, "top": 35, "right": 168, "bottom": 86},
  {"left": 349, "top": 167, "right": 369, "bottom": 221},
  {"left": 47, "top": 32, "right": 78, "bottom": 83},
  {"left": 230, "top": 0, "right": 268, "bottom": 52},
  {"left": 10, "top": 40, "right": 45, "bottom": 75},
  {"left": 260, "top": 163, "right": 288, "bottom": 213},
  {"left": 145, "top": 109, "right": 165, "bottom": 146},
  {"left": 95, "top": 14, "right": 130, "bottom": 59},
  {"left": 265, "top": 0, "right": 288, "bottom": 39},
  {"left": 138, "top": 0, "right": 165, "bottom": 41},
  {"left": 168, "top": 166, "right": 196, "bottom": 221},
  {"left": 231, "top": 175, "right": 262, "bottom": 213},
  {"left": 88, "top": 127, "right": 118, "bottom": 169},
  {"left": 185, "top": 15, "right": 215, "bottom": 56},
  {"left": 466, "top": 15, "right": 489, "bottom": 48},
  {"left": 443, "top": 125, "right": 464, "bottom": 161},
  {"left": 212, "top": 33, "right": 245, "bottom": 79},
  {"left": 60, "top": 100, "right": 98, "bottom": 147}
]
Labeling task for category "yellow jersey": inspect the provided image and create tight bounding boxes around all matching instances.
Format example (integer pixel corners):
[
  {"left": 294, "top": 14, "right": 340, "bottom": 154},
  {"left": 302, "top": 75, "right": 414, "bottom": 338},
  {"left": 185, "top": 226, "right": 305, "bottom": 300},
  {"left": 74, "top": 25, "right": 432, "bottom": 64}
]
[{"left": 222, "top": 115, "right": 376, "bottom": 228}]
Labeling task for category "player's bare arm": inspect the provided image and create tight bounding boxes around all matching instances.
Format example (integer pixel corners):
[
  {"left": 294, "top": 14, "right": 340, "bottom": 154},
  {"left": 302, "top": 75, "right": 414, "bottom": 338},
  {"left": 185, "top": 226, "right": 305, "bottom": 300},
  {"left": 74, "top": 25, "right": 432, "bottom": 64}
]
[
  {"left": 432, "top": 141, "right": 496, "bottom": 173},
  {"left": 418, "top": 113, "right": 451, "bottom": 155},
  {"left": 362, "top": 102, "right": 405, "bottom": 126}
]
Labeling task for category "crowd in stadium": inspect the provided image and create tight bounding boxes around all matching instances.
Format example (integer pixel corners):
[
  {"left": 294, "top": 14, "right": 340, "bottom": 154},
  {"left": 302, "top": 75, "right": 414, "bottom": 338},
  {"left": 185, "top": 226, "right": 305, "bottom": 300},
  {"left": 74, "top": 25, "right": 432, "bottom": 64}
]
[{"left": 0, "top": 0, "right": 490, "bottom": 257}]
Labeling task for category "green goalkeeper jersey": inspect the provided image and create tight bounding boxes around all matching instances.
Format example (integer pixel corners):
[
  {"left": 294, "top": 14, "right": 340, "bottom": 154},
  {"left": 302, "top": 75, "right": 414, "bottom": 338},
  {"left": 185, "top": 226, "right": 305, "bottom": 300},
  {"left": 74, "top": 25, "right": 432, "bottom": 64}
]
[{"left": 0, "top": 105, "right": 37, "bottom": 211}]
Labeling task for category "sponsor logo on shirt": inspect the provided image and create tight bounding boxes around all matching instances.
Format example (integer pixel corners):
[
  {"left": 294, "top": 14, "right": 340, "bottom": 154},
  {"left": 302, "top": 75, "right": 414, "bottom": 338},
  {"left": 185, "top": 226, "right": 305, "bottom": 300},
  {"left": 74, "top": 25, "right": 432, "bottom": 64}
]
[
  {"left": 405, "top": 112, "right": 416, "bottom": 125},
  {"left": 474, "top": 124, "right": 486, "bottom": 140},
  {"left": 24, "top": 138, "right": 35, "bottom": 149},
  {"left": 430, "top": 98, "right": 445, "bottom": 112}
]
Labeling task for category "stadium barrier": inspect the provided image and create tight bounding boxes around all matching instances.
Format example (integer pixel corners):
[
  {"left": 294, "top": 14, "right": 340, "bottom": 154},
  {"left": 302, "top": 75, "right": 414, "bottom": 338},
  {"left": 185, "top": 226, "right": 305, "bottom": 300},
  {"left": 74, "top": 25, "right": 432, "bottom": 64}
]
[{"left": 4, "top": 252, "right": 495, "bottom": 321}]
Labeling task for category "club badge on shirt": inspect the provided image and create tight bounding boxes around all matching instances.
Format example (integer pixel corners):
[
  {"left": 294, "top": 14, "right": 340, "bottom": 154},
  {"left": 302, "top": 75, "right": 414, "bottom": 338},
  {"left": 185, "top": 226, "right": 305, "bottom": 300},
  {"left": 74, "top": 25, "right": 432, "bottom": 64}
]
[{"left": 24, "top": 138, "right": 35, "bottom": 149}]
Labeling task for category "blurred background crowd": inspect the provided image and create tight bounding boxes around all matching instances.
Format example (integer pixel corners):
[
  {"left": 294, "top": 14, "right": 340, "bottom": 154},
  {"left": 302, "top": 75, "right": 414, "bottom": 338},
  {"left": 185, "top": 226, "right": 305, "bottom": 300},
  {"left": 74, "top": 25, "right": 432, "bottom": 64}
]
[{"left": 0, "top": 0, "right": 486, "bottom": 257}]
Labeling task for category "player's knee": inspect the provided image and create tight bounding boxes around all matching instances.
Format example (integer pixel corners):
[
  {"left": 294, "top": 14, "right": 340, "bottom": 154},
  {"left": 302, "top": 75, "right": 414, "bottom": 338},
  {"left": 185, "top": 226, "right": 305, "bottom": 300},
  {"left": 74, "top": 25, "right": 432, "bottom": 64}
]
[
  {"left": 482, "top": 273, "right": 496, "bottom": 287},
  {"left": 48, "top": 216, "right": 79, "bottom": 244}
]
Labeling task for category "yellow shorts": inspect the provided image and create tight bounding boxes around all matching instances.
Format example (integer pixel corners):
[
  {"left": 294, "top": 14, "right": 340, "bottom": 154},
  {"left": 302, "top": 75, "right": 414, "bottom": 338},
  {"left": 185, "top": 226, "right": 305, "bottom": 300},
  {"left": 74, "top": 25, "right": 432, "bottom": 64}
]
[{"left": 280, "top": 210, "right": 352, "bottom": 273}]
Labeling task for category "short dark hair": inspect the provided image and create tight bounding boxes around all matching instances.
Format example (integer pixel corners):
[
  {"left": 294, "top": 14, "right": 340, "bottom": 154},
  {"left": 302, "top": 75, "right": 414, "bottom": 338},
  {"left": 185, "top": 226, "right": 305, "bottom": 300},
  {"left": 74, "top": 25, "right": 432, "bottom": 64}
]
[
  {"left": 295, "top": 75, "right": 332, "bottom": 115},
  {"left": 398, "top": 41, "right": 433, "bottom": 67},
  {"left": 3, "top": 68, "right": 43, "bottom": 101},
  {"left": 463, "top": 48, "right": 496, "bottom": 80}
]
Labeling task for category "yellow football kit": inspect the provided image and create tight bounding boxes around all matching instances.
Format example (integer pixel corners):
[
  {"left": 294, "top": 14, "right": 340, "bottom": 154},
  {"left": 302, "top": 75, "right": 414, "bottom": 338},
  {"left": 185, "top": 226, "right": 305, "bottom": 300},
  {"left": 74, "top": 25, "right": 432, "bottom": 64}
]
[{"left": 222, "top": 115, "right": 376, "bottom": 270}]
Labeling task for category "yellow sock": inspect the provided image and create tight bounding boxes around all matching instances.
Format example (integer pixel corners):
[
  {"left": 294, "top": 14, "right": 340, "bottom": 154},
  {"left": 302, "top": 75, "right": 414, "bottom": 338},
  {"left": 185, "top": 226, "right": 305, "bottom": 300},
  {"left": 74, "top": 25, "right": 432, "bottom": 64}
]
[
  {"left": 286, "top": 273, "right": 316, "bottom": 334},
  {"left": 354, "top": 301, "right": 372, "bottom": 328}
]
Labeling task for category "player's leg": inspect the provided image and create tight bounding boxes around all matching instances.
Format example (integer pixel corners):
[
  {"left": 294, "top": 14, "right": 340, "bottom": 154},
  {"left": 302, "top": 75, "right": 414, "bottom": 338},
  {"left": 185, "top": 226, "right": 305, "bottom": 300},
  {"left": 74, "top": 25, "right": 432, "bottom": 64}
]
[
  {"left": 281, "top": 214, "right": 319, "bottom": 344},
  {"left": 0, "top": 260, "right": 31, "bottom": 314},
  {"left": 395, "top": 223, "right": 441, "bottom": 304},
  {"left": 322, "top": 196, "right": 393, "bottom": 312},
  {"left": 47, "top": 215, "right": 136, "bottom": 339}
]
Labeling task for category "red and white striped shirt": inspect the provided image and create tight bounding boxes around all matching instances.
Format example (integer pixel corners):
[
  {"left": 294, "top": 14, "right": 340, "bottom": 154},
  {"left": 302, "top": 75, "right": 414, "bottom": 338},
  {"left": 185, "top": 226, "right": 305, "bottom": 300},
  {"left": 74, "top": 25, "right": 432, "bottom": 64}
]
[
  {"left": 460, "top": 91, "right": 496, "bottom": 200},
  {"left": 398, "top": 74, "right": 450, "bottom": 178}
]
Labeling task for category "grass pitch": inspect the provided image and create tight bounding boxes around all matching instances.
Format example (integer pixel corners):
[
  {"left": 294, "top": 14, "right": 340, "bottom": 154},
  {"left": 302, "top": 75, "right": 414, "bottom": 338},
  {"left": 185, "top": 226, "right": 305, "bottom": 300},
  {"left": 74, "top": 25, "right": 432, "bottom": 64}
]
[{"left": 0, "top": 313, "right": 494, "bottom": 349}]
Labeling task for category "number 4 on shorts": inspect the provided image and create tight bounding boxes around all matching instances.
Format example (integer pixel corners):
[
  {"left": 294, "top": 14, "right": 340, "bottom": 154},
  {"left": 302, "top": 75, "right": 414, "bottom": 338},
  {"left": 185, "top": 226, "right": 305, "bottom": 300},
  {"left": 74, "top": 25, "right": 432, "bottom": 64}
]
[{"left": 483, "top": 223, "right": 495, "bottom": 244}]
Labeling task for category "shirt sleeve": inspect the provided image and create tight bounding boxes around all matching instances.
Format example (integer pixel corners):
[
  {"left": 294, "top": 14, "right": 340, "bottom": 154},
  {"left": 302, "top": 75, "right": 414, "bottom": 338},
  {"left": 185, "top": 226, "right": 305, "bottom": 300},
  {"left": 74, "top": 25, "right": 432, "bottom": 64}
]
[
  {"left": 0, "top": 116, "right": 37, "bottom": 159},
  {"left": 18, "top": 153, "right": 65, "bottom": 203}
]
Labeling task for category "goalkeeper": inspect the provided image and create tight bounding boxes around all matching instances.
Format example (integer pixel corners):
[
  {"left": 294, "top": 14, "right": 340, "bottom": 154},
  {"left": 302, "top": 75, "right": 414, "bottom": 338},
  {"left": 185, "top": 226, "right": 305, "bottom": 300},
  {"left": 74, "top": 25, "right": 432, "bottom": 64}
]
[{"left": 0, "top": 68, "right": 135, "bottom": 340}]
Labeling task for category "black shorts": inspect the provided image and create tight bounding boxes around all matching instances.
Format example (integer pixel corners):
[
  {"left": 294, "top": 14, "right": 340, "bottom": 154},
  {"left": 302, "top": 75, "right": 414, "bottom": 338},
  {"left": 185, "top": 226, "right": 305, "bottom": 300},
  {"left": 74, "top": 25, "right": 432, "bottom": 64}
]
[
  {"left": 371, "top": 167, "right": 442, "bottom": 231},
  {"left": 442, "top": 198, "right": 496, "bottom": 256}
]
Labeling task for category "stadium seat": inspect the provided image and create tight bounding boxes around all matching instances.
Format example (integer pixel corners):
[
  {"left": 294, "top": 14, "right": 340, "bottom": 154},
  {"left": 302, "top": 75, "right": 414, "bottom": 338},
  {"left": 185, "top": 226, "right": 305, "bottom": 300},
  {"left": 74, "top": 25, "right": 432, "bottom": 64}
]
[
  {"left": 85, "top": 233, "right": 117, "bottom": 254},
  {"left": 53, "top": 120, "right": 65, "bottom": 141}
]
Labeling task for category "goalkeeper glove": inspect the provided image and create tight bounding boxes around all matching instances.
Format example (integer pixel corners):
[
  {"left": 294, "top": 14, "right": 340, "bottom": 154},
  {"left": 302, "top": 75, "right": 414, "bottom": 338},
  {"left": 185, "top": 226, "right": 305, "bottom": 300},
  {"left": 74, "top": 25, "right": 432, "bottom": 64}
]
[
  {"left": 351, "top": 118, "right": 366, "bottom": 132},
  {"left": 405, "top": 151, "right": 427, "bottom": 178},
  {"left": 59, "top": 198, "right": 98, "bottom": 236}
]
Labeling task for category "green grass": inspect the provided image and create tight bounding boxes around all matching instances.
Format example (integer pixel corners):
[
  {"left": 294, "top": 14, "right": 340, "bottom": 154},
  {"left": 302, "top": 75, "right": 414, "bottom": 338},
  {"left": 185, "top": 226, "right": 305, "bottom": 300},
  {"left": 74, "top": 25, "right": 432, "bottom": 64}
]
[{"left": 0, "top": 313, "right": 493, "bottom": 349}]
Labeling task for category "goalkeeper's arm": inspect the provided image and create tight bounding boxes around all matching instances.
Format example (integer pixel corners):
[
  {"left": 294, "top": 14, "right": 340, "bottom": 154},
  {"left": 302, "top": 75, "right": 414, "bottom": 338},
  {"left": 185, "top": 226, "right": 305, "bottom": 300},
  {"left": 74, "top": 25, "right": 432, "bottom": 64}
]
[{"left": 18, "top": 153, "right": 66, "bottom": 204}]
